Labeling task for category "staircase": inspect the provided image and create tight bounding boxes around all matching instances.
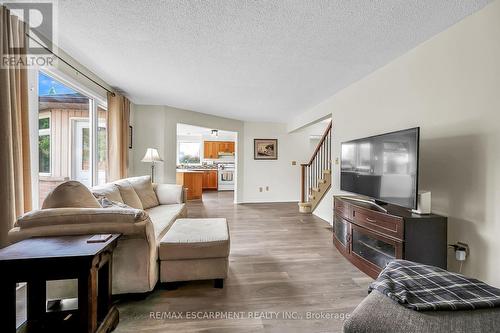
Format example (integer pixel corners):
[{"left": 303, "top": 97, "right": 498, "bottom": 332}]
[{"left": 298, "top": 121, "right": 332, "bottom": 213}]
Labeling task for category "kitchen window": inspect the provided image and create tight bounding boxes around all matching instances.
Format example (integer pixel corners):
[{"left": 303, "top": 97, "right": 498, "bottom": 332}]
[{"left": 178, "top": 142, "right": 201, "bottom": 164}]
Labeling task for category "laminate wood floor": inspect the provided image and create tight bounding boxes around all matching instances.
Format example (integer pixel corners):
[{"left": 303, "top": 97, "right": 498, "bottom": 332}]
[{"left": 115, "top": 191, "right": 372, "bottom": 333}]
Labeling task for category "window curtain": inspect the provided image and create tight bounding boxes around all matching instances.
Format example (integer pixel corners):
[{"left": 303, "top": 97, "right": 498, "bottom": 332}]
[
  {"left": 107, "top": 92, "right": 130, "bottom": 181},
  {"left": 0, "top": 6, "right": 32, "bottom": 247}
]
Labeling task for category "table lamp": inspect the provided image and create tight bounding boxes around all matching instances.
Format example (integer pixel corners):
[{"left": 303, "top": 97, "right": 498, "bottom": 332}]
[{"left": 141, "top": 148, "right": 163, "bottom": 182}]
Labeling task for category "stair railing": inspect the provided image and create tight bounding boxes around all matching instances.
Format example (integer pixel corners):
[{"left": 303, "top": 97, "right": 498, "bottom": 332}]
[{"left": 300, "top": 121, "right": 332, "bottom": 204}]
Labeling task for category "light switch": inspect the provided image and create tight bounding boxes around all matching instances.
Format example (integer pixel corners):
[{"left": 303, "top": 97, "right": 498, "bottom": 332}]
[{"left": 335, "top": 158, "right": 339, "bottom": 165}]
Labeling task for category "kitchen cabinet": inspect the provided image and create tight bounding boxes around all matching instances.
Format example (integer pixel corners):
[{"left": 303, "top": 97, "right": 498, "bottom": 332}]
[
  {"left": 218, "top": 142, "right": 234, "bottom": 153},
  {"left": 202, "top": 170, "right": 218, "bottom": 190},
  {"left": 176, "top": 171, "right": 203, "bottom": 200},
  {"left": 204, "top": 142, "right": 218, "bottom": 159},
  {"left": 203, "top": 141, "right": 235, "bottom": 159}
]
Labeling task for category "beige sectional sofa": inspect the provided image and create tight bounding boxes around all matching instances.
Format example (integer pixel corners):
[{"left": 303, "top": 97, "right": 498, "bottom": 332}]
[{"left": 8, "top": 176, "right": 187, "bottom": 296}]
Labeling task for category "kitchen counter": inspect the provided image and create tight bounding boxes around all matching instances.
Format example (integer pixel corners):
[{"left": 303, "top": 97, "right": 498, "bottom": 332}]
[
  {"left": 176, "top": 171, "right": 203, "bottom": 200},
  {"left": 176, "top": 168, "right": 219, "bottom": 199},
  {"left": 177, "top": 167, "right": 218, "bottom": 171}
]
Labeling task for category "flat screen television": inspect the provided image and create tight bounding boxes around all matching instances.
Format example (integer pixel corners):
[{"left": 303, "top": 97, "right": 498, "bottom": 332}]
[{"left": 340, "top": 127, "right": 420, "bottom": 209}]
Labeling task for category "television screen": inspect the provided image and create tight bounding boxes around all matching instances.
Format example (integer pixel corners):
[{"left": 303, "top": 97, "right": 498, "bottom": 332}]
[{"left": 340, "top": 127, "right": 419, "bottom": 209}]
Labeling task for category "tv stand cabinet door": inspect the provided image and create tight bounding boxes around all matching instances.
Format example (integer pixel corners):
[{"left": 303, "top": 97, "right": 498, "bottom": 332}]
[
  {"left": 333, "top": 214, "right": 351, "bottom": 256},
  {"left": 349, "top": 224, "right": 403, "bottom": 279}
]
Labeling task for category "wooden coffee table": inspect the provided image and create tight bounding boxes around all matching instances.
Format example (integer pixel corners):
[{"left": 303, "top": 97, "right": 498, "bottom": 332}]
[{"left": 0, "top": 234, "right": 120, "bottom": 333}]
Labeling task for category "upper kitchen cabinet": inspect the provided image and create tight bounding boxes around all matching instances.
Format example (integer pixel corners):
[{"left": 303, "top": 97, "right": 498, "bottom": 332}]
[
  {"left": 218, "top": 142, "right": 235, "bottom": 153},
  {"left": 204, "top": 141, "right": 235, "bottom": 159},
  {"left": 204, "top": 141, "right": 218, "bottom": 159}
]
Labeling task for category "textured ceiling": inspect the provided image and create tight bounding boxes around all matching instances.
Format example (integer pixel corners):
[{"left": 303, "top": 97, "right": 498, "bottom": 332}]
[{"left": 56, "top": 0, "right": 492, "bottom": 122}]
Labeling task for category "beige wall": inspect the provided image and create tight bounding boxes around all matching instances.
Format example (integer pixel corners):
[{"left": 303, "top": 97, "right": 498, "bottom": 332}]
[
  {"left": 294, "top": 0, "right": 500, "bottom": 286},
  {"left": 242, "top": 122, "right": 317, "bottom": 203}
]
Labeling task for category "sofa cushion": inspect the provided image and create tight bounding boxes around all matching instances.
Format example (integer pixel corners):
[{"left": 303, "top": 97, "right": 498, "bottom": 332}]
[
  {"left": 114, "top": 180, "right": 143, "bottom": 209},
  {"left": 145, "top": 204, "right": 186, "bottom": 240},
  {"left": 159, "top": 218, "right": 229, "bottom": 261},
  {"left": 155, "top": 184, "right": 183, "bottom": 205},
  {"left": 42, "top": 181, "right": 101, "bottom": 209},
  {"left": 17, "top": 207, "right": 148, "bottom": 228},
  {"left": 127, "top": 176, "right": 159, "bottom": 209},
  {"left": 91, "top": 183, "right": 123, "bottom": 203}
]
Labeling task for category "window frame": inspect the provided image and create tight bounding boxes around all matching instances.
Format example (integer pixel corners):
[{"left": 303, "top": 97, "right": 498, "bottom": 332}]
[{"left": 68, "top": 116, "right": 91, "bottom": 184}]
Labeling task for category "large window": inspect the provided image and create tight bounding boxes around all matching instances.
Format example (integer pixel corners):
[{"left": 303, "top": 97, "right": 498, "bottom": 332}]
[
  {"left": 178, "top": 142, "right": 201, "bottom": 164},
  {"left": 37, "top": 71, "right": 108, "bottom": 205}
]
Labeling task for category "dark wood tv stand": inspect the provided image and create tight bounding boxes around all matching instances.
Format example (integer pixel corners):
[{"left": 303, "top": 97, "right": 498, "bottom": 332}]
[{"left": 333, "top": 196, "right": 447, "bottom": 279}]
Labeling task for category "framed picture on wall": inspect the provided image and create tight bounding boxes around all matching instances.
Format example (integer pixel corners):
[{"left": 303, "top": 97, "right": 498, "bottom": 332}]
[
  {"left": 254, "top": 139, "right": 278, "bottom": 160},
  {"left": 129, "top": 125, "right": 133, "bottom": 149}
]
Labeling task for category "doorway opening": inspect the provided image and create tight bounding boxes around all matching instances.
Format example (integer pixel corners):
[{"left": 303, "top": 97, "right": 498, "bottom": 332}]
[{"left": 176, "top": 123, "right": 237, "bottom": 203}]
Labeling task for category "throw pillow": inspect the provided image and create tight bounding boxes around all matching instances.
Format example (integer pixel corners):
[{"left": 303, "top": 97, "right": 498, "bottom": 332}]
[
  {"left": 91, "top": 183, "right": 124, "bottom": 203},
  {"left": 127, "top": 175, "right": 159, "bottom": 209},
  {"left": 114, "top": 179, "right": 144, "bottom": 209},
  {"left": 42, "top": 181, "right": 101, "bottom": 209},
  {"left": 155, "top": 184, "right": 183, "bottom": 205}
]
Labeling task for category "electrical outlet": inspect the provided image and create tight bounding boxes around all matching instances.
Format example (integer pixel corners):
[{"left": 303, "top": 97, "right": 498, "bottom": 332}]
[
  {"left": 266, "top": 186, "right": 269, "bottom": 191},
  {"left": 449, "top": 242, "right": 469, "bottom": 261},
  {"left": 259, "top": 187, "right": 263, "bottom": 192}
]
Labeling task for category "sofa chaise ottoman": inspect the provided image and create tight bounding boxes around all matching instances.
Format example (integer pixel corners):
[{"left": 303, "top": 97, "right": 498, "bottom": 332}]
[{"left": 159, "top": 218, "right": 230, "bottom": 288}]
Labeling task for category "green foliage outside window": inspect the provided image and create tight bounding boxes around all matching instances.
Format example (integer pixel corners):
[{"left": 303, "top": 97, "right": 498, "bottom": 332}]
[
  {"left": 39, "top": 135, "right": 50, "bottom": 173},
  {"left": 179, "top": 154, "right": 200, "bottom": 164},
  {"left": 39, "top": 117, "right": 50, "bottom": 129}
]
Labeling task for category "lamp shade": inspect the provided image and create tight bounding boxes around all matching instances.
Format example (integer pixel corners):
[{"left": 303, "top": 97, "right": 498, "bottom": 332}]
[{"left": 141, "top": 148, "right": 163, "bottom": 163}]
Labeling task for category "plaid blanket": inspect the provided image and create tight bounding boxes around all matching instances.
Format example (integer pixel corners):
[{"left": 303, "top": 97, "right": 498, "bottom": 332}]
[{"left": 369, "top": 260, "right": 500, "bottom": 311}]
